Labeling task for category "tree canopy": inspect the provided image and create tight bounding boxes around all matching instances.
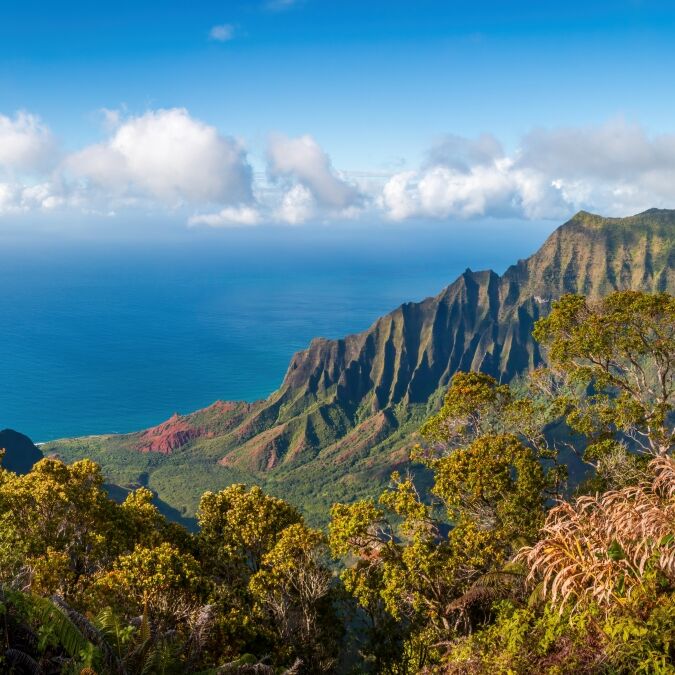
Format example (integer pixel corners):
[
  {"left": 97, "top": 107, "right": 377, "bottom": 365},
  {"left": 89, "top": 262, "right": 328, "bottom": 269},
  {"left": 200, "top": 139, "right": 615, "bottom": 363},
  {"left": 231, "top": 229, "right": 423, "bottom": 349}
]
[{"left": 0, "top": 291, "right": 672, "bottom": 673}]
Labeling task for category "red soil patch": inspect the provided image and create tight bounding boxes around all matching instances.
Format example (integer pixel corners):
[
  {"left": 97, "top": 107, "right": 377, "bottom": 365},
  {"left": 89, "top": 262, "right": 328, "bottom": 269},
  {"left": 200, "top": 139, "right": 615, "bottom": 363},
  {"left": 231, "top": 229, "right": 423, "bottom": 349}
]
[{"left": 137, "top": 413, "right": 208, "bottom": 454}]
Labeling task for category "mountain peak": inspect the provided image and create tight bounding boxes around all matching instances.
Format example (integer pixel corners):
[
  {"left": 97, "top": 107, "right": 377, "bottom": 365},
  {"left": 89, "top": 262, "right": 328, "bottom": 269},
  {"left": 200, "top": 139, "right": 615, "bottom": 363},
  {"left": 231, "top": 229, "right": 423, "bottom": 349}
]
[{"left": 566, "top": 207, "right": 675, "bottom": 230}]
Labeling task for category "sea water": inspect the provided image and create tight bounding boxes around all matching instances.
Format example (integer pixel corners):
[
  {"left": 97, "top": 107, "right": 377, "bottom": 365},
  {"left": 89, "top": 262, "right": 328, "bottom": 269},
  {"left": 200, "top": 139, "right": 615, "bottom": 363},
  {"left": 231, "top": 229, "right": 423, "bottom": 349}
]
[{"left": 0, "top": 221, "right": 552, "bottom": 441}]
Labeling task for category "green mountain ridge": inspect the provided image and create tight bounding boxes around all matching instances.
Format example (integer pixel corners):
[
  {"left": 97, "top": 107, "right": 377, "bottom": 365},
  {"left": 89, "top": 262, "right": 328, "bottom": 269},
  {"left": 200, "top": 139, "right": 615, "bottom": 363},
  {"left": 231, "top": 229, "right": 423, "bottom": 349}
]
[{"left": 44, "top": 209, "right": 675, "bottom": 523}]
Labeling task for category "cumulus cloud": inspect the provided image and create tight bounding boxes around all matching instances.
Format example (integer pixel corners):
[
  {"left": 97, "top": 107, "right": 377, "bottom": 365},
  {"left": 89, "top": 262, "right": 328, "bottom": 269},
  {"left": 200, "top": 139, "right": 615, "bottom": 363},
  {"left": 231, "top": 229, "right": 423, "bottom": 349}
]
[
  {"left": 4, "top": 108, "right": 675, "bottom": 227},
  {"left": 0, "top": 183, "right": 22, "bottom": 213},
  {"left": 267, "top": 133, "right": 361, "bottom": 212},
  {"left": 209, "top": 24, "right": 235, "bottom": 42},
  {"left": 384, "top": 161, "right": 568, "bottom": 221},
  {"left": 0, "top": 181, "right": 69, "bottom": 215},
  {"left": 382, "top": 120, "right": 675, "bottom": 221},
  {"left": 516, "top": 119, "right": 675, "bottom": 215},
  {"left": 277, "top": 184, "right": 315, "bottom": 224},
  {"left": 188, "top": 205, "right": 261, "bottom": 227},
  {"left": 66, "top": 108, "right": 253, "bottom": 206},
  {"left": 424, "top": 133, "right": 504, "bottom": 172},
  {"left": 0, "top": 112, "right": 56, "bottom": 174}
]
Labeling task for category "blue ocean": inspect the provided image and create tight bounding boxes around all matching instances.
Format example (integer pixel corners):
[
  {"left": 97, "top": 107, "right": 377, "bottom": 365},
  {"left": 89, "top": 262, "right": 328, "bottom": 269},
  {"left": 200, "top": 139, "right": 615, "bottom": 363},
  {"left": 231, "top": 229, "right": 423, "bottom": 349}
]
[{"left": 0, "top": 222, "right": 552, "bottom": 442}]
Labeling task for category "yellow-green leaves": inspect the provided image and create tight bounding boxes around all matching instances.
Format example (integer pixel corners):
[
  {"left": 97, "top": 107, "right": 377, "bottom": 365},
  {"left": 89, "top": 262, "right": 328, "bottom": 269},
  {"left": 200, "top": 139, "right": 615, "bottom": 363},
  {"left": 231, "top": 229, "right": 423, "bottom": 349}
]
[
  {"left": 420, "top": 372, "right": 513, "bottom": 450},
  {"left": 91, "top": 542, "right": 204, "bottom": 622},
  {"left": 197, "top": 484, "right": 303, "bottom": 586},
  {"left": 433, "top": 434, "right": 546, "bottom": 541},
  {"left": 534, "top": 291, "right": 675, "bottom": 457},
  {"left": 328, "top": 499, "right": 389, "bottom": 559}
]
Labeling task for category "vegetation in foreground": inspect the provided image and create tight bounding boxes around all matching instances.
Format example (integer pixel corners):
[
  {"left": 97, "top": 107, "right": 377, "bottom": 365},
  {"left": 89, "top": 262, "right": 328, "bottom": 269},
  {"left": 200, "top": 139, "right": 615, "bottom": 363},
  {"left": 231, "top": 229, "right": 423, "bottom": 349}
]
[{"left": 1, "top": 290, "right": 673, "bottom": 673}]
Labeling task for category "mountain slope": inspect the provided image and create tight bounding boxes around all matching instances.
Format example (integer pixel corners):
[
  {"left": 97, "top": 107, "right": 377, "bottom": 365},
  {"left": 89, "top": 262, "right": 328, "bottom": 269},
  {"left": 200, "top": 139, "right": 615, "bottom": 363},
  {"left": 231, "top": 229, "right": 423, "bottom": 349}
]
[{"left": 44, "top": 209, "right": 675, "bottom": 523}]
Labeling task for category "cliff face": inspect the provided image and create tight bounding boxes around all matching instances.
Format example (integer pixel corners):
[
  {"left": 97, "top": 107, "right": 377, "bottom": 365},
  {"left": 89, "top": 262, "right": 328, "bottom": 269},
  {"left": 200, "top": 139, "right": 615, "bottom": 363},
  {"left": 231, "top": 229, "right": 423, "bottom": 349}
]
[
  {"left": 44, "top": 209, "right": 675, "bottom": 521},
  {"left": 253, "top": 209, "right": 673, "bottom": 460}
]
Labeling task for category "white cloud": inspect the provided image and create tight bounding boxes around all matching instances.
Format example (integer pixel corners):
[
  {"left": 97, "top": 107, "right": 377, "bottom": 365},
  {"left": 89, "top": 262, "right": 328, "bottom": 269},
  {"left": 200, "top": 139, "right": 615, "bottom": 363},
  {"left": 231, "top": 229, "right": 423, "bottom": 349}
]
[
  {"left": 4, "top": 109, "right": 675, "bottom": 227},
  {"left": 516, "top": 119, "right": 675, "bottom": 215},
  {"left": 267, "top": 133, "right": 361, "bottom": 211},
  {"left": 0, "top": 181, "right": 69, "bottom": 215},
  {"left": 424, "top": 133, "right": 504, "bottom": 171},
  {"left": 277, "top": 184, "right": 315, "bottom": 224},
  {"left": 0, "top": 112, "right": 56, "bottom": 174},
  {"left": 209, "top": 24, "right": 235, "bottom": 42},
  {"left": 188, "top": 205, "right": 261, "bottom": 227},
  {"left": 66, "top": 108, "right": 253, "bottom": 206},
  {"left": 382, "top": 120, "right": 675, "bottom": 221},
  {"left": 381, "top": 161, "right": 545, "bottom": 221},
  {"left": 0, "top": 183, "right": 19, "bottom": 213}
]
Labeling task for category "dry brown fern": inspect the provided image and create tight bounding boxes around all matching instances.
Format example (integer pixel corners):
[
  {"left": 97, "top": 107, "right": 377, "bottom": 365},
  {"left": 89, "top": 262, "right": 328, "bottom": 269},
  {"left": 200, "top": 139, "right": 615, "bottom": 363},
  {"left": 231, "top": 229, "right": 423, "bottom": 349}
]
[{"left": 518, "top": 456, "right": 675, "bottom": 611}]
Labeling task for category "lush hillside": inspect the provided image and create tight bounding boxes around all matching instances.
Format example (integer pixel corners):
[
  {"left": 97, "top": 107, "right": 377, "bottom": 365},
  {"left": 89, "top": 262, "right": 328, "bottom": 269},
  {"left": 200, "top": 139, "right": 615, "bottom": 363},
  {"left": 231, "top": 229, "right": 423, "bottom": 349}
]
[{"left": 44, "top": 209, "right": 675, "bottom": 522}]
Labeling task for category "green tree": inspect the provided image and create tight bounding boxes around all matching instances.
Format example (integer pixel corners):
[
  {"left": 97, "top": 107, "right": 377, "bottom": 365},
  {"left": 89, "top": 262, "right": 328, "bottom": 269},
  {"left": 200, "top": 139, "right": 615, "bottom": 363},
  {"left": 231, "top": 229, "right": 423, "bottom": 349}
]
[
  {"left": 89, "top": 542, "right": 206, "bottom": 628},
  {"left": 533, "top": 291, "right": 675, "bottom": 458},
  {"left": 329, "top": 380, "right": 553, "bottom": 671},
  {"left": 250, "top": 523, "right": 340, "bottom": 671},
  {"left": 198, "top": 484, "right": 303, "bottom": 578},
  {"left": 0, "top": 458, "right": 121, "bottom": 597},
  {"left": 197, "top": 484, "right": 340, "bottom": 671}
]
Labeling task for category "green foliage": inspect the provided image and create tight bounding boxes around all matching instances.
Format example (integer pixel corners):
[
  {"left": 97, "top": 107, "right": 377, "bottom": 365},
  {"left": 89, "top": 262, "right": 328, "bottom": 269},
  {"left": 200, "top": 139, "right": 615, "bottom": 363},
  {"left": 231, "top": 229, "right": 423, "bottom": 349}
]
[
  {"left": 439, "top": 588, "right": 675, "bottom": 675},
  {"left": 0, "top": 463, "right": 340, "bottom": 672},
  {"left": 534, "top": 290, "right": 675, "bottom": 457},
  {"left": 198, "top": 484, "right": 303, "bottom": 575},
  {"left": 327, "top": 375, "right": 556, "bottom": 671},
  {"left": 432, "top": 434, "right": 546, "bottom": 544},
  {"left": 250, "top": 523, "right": 340, "bottom": 671},
  {"left": 328, "top": 291, "right": 675, "bottom": 673},
  {"left": 0, "top": 588, "right": 104, "bottom": 673},
  {"left": 90, "top": 542, "right": 205, "bottom": 631},
  {"left": 1, "top": 290, "right": 673, "bottom": 673},
  {"left": 420, "top": 372, "right": 513, "bottom": 446}
]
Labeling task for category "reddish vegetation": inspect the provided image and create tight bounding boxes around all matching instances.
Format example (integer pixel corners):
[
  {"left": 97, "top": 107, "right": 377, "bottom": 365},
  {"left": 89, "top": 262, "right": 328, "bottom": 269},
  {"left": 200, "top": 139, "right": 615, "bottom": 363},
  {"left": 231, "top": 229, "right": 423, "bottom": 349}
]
[
  {"left": 137, "top": 413, "right": 208, "bottom": 454},
  {"left": 133, "top": 400, "right": 258, "bottom": 455}
]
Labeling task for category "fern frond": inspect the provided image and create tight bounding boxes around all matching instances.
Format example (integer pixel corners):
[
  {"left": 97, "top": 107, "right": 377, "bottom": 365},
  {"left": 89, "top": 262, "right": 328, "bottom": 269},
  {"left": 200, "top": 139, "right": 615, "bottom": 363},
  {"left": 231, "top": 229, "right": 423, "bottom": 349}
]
[
  {"left": 52, "top": 595, "right": 126, "bottom": 675},
  {"left": 95, "top": 606, "right": 127, "bottom": 656},
  {"left": 26, "top": 594, "right": 90, "bottom": 658},
  {"left": 527, "top": 580, "right": 545, "bottom": 608},
  {"left": 5, "top": 648, "right": 42, "bottom": 674}
]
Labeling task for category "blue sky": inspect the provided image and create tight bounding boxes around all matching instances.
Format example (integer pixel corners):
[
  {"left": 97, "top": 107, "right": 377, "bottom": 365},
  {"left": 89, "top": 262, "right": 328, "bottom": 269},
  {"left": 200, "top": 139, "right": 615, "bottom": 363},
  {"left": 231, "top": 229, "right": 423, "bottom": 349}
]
[{"left": 2, "top": 0, "right": 675, "bottom": 232}]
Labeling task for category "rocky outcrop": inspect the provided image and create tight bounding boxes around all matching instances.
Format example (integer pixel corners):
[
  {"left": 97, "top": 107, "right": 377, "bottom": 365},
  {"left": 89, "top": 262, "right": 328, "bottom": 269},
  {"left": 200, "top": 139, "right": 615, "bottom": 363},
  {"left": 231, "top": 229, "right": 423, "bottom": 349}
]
[
  {"left": 137, "top": 414, "right": 205, "bottom": 454},
  {"left": 267, "top": 209, "right": 673, "bottom": 437},
  {"left": 135, "top": 400, "right": 260, "bottom": 454},
  {"left": 0, "top": 429, "right": 43, "bottom": 474}
]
